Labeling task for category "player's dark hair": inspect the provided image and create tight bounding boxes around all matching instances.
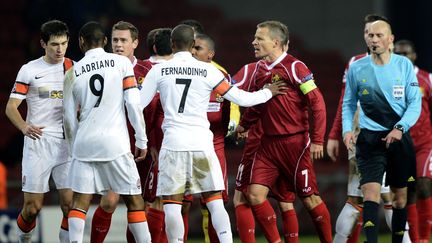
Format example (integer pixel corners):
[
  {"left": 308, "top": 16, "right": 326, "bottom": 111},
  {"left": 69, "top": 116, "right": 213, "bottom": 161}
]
[
  {"left": 394, "top": 39, "right": 416, "bottom": 52},
  {"left": 79, "top": 21, "right": 106, "bottom": 48},
  {"left": 171, "top": 24, "right": 195, "bottom": 50},
  {"left": 195, "top": 33, "right": 215, "bottom": 51},
  {"left": 146, "top": 28, "right": 161, "bottom": 56},
  {"left": 180, "top": 19, "right": 205, "bottom": 34},
  {"left": 40, "top": 20, "right": 69, "bottom": 44},
  {"left": 154, "top": 28, "right": 172, "bottom": 56},
  {"left": 112, "top": 21, "right": 139, "bottom": 40},
  {"left": 257, "top": 21, "right": 289, "bottom": 48},
  {"left": 364, "top": 14, "right": 390, "bottom": 25}
]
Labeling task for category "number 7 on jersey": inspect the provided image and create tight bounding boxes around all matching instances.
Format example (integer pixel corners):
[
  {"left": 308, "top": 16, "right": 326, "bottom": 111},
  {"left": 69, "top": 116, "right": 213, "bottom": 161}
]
[{"left": 176, "top": 78, "right": 191, "bottom": 113}]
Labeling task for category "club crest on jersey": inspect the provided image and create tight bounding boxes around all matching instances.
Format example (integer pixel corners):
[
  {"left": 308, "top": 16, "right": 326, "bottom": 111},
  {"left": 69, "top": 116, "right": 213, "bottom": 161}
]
[
  {"left": 215, "top": 93, "right": 224, "bottom": 103},
  {"left": 271, "top": 74, "right": 281, "bottom": 82},
  {"left": 137, "top": 77, "right": 144, "bottom": 90}
]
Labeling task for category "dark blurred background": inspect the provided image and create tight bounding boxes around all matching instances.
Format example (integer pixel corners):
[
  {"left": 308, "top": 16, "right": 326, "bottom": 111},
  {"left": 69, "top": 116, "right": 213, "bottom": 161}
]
[{"left": 1, "top": 0, "right": 431, "bottom": 239}]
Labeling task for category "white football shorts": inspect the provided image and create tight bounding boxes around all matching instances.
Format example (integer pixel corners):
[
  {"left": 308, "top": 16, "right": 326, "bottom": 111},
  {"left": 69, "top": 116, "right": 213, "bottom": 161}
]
[
  {"left": 156, "top": 149, "right": 225, "bottom": 196},
  {"left": 21, "top": 134, "right": 71, "bottom": 193},
  {"left": 69, "top": 152, "right": 141, "bottom": 195}
]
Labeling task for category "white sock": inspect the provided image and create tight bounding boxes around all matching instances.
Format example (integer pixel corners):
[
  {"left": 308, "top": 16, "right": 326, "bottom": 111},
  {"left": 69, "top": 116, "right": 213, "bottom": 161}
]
[
  {"left": 206, "top": 199, "right": 233, "bottom": 243},
  {"left": 402, "top": 222, "right": 411, "bottom": 243},
  {"left": 68, "top": 216, "right": 85, "bottom": 243},
  {"left": 16, "top": 226, "right": 32, "bottom": 243},
  {"left": 333, "top": 203, "right": 360, "bottom": 243},
  {"left": 164, "top": 203, "right": 184, "bottom": 242},
  {"left": 128, "top": 221, "right": 151, "bottom": 243},
  {"left": 59, "top": 228, "right": 69, "bottom": 243},
  {"left": 383, "top": 206, "right": 393, "bottom": 230}
]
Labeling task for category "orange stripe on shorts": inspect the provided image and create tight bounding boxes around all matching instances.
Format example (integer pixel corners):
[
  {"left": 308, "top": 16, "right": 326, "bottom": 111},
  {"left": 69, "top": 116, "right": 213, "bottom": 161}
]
[
  {"left": 127, "top": 210, "right": 147, "bottom": 223},
  {"left": 14, "top": 82, "right": 29, "bottom": 95},
  {"left": 203, "top": 194, "right": 222, "bottom": 204},
  {"left": 68, "top": 209, "right": 86, "bottom": 220},
  {"left": 213, "top": 79, "right": 231, "bottom": 96},
  {"left": 123, "top": 76, "right": 137, "bottom": 90}
]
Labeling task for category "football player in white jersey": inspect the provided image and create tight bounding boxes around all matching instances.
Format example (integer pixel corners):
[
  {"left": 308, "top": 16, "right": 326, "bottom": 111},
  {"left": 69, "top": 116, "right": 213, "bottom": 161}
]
[
  {"left": 140, "top": 24, "right": 286, "bottom": 243},
  {"left": 63, "top": 22, "right": 150, "bottom": 243},
  {"left": 5, "top": 20, "right": 73, "bottom": 243}
]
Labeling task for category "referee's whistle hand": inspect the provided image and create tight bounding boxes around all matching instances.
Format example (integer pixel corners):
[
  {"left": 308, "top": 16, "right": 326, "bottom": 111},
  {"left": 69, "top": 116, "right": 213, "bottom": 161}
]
[
  {"left": 134, "top": 147, "right": 147, "bottom": 162},
  {"left": 381, "top": 129, "right": 402, "bottom": 148},
  {"left": 343, "top": 132, "right": 355, "bottom": 152}
]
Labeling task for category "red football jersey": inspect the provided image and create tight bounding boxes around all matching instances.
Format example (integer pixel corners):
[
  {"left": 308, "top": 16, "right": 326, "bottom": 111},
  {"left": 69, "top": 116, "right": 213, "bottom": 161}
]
[
  {"left": 208, "top": 67, "right": 231, "bottom": 150},
  {"left": 128, "top": 57, "right": 164, "bottom": 150},
  {"left": 237, "top": 53, "right": 326, "bottom": 144},
  {"left": 328, "top": 53, "right": 367, "bottom": 140},
  {"left": 410, "top": 67, "right": 432, "bottom": 143}
]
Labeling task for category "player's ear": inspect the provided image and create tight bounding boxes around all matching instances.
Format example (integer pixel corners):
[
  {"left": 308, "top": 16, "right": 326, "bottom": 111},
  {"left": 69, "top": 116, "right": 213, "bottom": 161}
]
[
  {"left": 40, "top": 39, "right": 47, "bottom": 49},
  {"left": 103, "top": 37, "right": 108, "bottom": 47}
]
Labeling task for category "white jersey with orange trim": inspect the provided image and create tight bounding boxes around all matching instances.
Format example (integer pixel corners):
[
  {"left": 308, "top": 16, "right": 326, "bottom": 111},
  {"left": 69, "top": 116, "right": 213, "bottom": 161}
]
[
  {"left": 10, "top": 57, "right": 71, "bottom": 138},
  {"left": 64, "top": 48, "right": 147, "bottom": 161},
  {"left": 140, "top": 51, "right": 272, "bottom": 151}
]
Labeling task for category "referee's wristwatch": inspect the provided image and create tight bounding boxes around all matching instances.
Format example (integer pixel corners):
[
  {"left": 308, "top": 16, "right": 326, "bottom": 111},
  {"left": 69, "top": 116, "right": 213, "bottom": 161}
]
[{"left": 394, "top": 124, "right": 404, "bottom": 133}]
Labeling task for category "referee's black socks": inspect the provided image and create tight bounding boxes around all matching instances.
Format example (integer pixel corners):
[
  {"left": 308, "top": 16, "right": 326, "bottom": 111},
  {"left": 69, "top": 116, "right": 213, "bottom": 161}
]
[
  {"left": 363, "top": 201, "right": 379, "bottom": 243},
  {"left": 391, "top": 207, "right": 407, "bottom": 243}
]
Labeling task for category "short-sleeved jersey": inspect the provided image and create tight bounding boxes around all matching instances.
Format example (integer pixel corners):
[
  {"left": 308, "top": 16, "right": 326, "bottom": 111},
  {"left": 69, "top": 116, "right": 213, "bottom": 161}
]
[
  {"left": 140, "top": 51, "right": 272, "bottom": 151},
  {"left": 64, "top": 48, "right": 146, "bottom": 161},
  {"left": 10, "top": 57, "right": 73, "bottom": 138},
  {"left": 342, "top": 53, "right": 421, "bottom": 134},
  {"left": 238, "top": 53, "right": 326, "bottom": 144},
  {"left": 328, "top": 53, "right": 367, "bottom": 140},
  {"left": 410, "top": 66, "right": 432, "bottom": 142}
]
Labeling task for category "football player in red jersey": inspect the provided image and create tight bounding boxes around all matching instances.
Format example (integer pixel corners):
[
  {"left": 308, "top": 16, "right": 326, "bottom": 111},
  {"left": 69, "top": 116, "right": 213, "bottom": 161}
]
[
  {"left": 235, "top": 20, "right": 332, "bottom": 243},
  {"left": 394, "top": 40, "right": 432, "bottom": 243}
]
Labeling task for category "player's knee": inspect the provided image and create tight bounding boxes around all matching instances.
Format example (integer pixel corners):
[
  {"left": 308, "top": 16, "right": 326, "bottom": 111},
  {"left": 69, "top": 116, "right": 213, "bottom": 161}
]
[
  {"left": 301, "top": 194, "right": 322, "bottom": 210},
  {"left": 100, "top": 196, "right": 120, "bottom": 213},
  {"left": 247, "top": 191, "right": 265, "bottom": 205},
  {"left": 23, "top": 200, "right": 42, "bottom": 219},
  {"left": 392, "top": 192, "right": 407, "bottom": 208},
  {"left": 416, "top": 177, "right": 431, "bottom": 199},
  {"left": 233, "top": 190, "right": 247, "bottom": 207}
]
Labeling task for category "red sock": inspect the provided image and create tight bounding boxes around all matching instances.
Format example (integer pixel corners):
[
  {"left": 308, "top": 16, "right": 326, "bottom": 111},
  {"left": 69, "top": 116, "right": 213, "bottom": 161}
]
[
  {"left": 126, "top": 227, "right": 136, "bottom": 243},
  {"left": 417, "top": 198, "right": 432, "bottom": 240},
  {"left": 207, "top": 213, "right": 220, "bottom": 243},
  {"left": 407, "top": 203, "right": 420, "bottom": 242},
  {"left": 308, "top": 202, "right": 332, "bottom": 243},
  {"left": 251, "top": 200, "right": 281, "bottom": 243},
  {"left": 91, "top": 206, "right": 113, "bottom": 243},
  {"left": 347, "top": 213, "right": 362, "bottom": 243},
  {"left": 183, "top": 212, "right": 189, "bottom": 242},
  {"left": 147, "top": 208, "right": 165, "bottom": 243},
  {"left": 235, "top": 204, "right": 256, "bottom": 243},
  {"left": 281, "top": 209, "right": 298, "bottom": 243}
]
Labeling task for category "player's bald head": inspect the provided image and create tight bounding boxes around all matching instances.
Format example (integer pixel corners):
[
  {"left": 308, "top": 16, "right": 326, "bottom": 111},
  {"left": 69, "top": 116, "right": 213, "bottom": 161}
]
[
  {"left": 369, "top": 20, "right": 392, "bottom": 35},
  {"left": 171, "top": 24, "right": 195, "bottom": 51}
]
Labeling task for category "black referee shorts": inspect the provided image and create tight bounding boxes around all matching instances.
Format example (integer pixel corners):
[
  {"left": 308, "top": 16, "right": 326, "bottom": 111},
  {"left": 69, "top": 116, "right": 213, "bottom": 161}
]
[{"left": 355, "top": 129, "right": 416, "bottom": 188}]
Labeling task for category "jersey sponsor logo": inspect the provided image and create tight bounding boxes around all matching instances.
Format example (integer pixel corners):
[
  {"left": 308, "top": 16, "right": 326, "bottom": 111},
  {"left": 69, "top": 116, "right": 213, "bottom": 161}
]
[
  {"left": 410, "top": 82, "right": 419, "bottom": 87},
  {"left": 393, "top": 85, "right": 404, "bottom": 100},
  {"left": 50, "top": 90, "right": 63, "bottom": 99},
  {"left": 207, "top": 102, "right": 221, "bottom": 112}
]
